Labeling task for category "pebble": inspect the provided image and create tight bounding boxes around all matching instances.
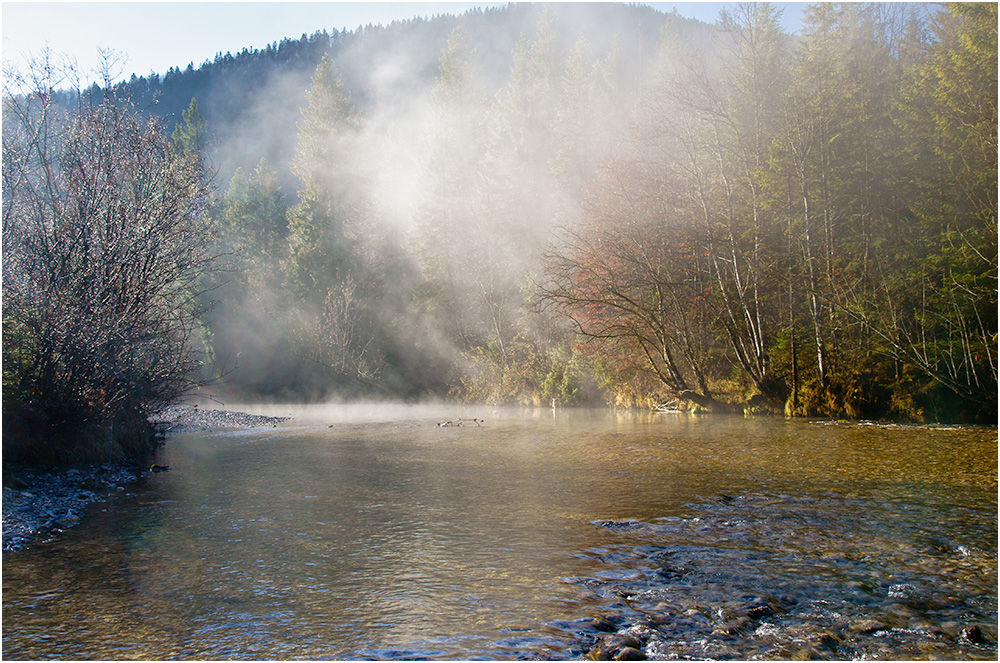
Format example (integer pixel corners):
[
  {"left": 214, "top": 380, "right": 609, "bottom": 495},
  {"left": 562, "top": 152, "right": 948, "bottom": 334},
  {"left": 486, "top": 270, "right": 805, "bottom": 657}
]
[
  {"left": 713, "top": 617, "right": 752, "bottom": 636},
  {"left": 959, "top": 625, "right": 985, "bottom": 644},
  {"left": 591, "top": 616, "right": 618, "bottom": 632},
  {"left": 2, "top": 464, "right": 141, "bottom": 552},
  {"left": 849, "top": 619, "right": 886, "bottom": 634},
  {"left": 149, "top": 405, "right": 290, "bottom": 433},
  {"left": 4, "top": 406, "right": 292, "bottom": 552},
  {"left": 612, "top": 646, "right": 645, "bottom": 660}
]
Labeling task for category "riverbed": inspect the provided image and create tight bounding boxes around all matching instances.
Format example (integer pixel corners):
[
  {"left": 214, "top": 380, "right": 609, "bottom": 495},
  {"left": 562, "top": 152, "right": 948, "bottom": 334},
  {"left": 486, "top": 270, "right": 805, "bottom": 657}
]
[{"left": 2, "top": 406, "right": 996, "bottom": 659}]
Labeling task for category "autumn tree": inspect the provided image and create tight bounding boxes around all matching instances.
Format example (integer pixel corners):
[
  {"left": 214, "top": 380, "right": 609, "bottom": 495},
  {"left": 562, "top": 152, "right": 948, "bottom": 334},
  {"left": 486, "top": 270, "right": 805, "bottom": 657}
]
[
  {"left": 623, "top": 6, "right": 790, "bottom": 408},
  {"left": 539, "top": 156, "right": 730, "bottom": 411}
]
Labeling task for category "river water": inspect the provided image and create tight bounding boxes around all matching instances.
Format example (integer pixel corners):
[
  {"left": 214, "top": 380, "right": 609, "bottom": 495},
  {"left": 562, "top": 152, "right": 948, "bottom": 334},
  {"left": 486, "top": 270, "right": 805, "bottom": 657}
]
[{"left": 3, "top": 406, "right": 997, "bottom": 659}]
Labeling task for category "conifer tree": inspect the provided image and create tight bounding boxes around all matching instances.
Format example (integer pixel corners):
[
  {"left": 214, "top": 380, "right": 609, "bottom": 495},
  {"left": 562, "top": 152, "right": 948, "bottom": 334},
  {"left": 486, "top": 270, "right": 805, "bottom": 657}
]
[
  {"left": 285, "top": 55, "right": 361, "bottom": 301},
  {"left": 170, "top": 97, "right": 210, "bottom": 156},
  {"left": 415, "top": 27, "right": 491, "bottom": 348},
  {"left": 218, "top": 158, "right": 289, "bottom": 281},
  {"left": 283, "top": 55, "right": 391, "bottom": 389},
  {"left": 863, "top": 2, "right": 998, "bottom": 413}
]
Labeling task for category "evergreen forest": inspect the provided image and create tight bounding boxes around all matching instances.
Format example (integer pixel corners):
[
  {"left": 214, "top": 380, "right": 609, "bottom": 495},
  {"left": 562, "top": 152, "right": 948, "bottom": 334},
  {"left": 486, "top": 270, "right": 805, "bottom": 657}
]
[{"left": 3, "top": 2, "right": 996, "bottom": 462}]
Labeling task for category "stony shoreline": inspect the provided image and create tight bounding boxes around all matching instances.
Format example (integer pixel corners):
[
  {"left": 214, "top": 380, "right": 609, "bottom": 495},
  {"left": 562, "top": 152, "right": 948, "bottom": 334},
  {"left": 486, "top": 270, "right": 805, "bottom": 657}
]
[
  {"left": 148, "top": 405, "right": 290, "bottom": 433},
  {"left": 2, "top": 406, "right": 290, "bottom": 552}
]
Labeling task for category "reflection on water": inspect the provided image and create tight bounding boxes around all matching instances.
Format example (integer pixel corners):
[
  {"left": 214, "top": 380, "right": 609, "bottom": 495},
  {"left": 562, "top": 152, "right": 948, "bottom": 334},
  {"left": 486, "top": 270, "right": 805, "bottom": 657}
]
[{"left": 3, "top": 408, "right": 996, "bottom": 659}]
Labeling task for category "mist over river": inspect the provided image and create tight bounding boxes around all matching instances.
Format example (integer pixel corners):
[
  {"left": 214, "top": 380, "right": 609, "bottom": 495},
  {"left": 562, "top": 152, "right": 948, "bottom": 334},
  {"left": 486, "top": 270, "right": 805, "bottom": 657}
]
[{"left": 3, "top": 406, "right": 996, "bottom": 660}]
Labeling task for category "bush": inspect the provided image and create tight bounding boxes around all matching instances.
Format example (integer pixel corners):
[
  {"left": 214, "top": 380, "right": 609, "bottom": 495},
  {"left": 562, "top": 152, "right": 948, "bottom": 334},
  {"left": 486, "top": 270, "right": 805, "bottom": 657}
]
[
  {"left": 459, "top": 334, "right": 548, "bottom": 405},
  {"left": 2, "top": 78, "right": 215, "bottom": 464}
]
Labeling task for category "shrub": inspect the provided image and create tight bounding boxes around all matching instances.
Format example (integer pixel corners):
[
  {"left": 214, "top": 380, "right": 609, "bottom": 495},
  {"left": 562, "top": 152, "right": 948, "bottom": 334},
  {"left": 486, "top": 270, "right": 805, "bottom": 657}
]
[{"left": 2, "top": 77, "right": 215, "bottom": 464}]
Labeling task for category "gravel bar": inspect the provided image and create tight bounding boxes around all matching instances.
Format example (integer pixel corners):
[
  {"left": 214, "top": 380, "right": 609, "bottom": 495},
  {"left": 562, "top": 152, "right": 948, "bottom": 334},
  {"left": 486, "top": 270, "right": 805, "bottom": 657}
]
[
  {"left": 149, "top": 405, "right": 291, "bottom": 433},
  {"left": 3, "top": 406, "right": 292, "bottom": 552}
]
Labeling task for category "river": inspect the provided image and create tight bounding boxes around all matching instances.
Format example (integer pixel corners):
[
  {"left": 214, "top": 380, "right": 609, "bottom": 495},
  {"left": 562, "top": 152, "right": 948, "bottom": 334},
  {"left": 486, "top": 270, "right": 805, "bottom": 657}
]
[{"left": 2, "top": 405, "right": 996, "bottom": 659}]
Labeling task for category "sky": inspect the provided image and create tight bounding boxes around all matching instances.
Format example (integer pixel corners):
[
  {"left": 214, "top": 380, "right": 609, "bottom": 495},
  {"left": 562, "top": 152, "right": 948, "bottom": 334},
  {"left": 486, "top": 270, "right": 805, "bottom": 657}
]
[{"left": 2, "top": 1, "right": 807, "bottom": 88}]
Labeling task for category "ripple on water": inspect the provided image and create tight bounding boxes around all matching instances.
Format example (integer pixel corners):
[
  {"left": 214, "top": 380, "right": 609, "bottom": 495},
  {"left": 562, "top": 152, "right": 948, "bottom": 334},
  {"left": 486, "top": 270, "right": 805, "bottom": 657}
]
[
  {"left": 2, "top": 414, "right": 995, "bottom": 661},
  {"left": 554, "top": 492, "right": 997, "bottom": 661}
]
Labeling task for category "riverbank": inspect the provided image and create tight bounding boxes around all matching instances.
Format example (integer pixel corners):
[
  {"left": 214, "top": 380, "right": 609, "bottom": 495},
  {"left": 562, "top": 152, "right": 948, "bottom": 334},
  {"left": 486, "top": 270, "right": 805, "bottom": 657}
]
[
  {"left": 149, "top": 405, "right": 291, "bottom": 433},
  {"left": 2, "top": 406, "right": 291, "bottom": 552}
]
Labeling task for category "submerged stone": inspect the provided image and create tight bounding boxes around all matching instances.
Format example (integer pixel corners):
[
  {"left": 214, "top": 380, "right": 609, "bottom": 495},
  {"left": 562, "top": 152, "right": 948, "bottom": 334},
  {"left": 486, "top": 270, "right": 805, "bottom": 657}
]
[
  {"left": 849, "top": 619, "right": 886, "bottom": 634},
  {"left": 591, "top": 616, "right": 617, "bottom": 632},
  {"left": 713, "top": 617, "right": 752, "bottom": 636},
  {"left": 55, "top": 513, "right": 80, "bottom": 529},
  {"left": 612, "top": 646, "right": 645, "bottom": 660},
  {"left": 959, "top": 625, "right": 985, "bottom": 644}
]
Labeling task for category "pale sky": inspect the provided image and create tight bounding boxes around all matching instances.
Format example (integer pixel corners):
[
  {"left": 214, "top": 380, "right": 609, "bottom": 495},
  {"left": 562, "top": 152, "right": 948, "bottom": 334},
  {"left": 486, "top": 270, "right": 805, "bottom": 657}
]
[{"left": 2, "top": 2, "right": 806, "bottom": 88}]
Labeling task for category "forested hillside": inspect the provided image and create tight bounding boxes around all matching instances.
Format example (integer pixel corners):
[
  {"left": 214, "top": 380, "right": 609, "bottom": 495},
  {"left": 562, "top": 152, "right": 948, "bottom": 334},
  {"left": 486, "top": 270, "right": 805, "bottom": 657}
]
[
  {"left": 108, "top": 3, "right": 668, "bottom": 195},
  {"left": 5, "top": 1, "right": 996, "bottom": 456},
  {"left": 110, "top": 2, "right": 680, "bottom": 403}
]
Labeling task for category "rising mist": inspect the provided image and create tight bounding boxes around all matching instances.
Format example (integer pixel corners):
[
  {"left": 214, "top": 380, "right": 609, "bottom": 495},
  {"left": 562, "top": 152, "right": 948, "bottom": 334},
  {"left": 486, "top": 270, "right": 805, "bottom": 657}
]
[
  {"left": 189, "top": 4, "right": 655, "bottom": 406},
  {"left": 99, "top": 3, "right": 1000, "bottom": 421}
]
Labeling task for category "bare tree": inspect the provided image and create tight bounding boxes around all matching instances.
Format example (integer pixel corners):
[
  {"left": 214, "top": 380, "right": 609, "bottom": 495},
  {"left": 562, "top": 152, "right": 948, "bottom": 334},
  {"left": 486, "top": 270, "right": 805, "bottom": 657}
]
[
  {"left": 538, "top": 157, "right": 732, "bottom": 412},
  {"left": 2, "top": 61, "right": 216, "bottom": 463},
  {"left": 304, "top": 277, "right": 385, "bottom": 382}
]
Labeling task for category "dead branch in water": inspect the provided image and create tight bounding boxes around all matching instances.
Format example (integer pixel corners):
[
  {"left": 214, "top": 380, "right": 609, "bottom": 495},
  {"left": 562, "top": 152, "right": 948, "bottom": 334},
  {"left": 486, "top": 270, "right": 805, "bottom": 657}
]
[{"left": 437, "top": 418, "right": 483, "bottom": 427}]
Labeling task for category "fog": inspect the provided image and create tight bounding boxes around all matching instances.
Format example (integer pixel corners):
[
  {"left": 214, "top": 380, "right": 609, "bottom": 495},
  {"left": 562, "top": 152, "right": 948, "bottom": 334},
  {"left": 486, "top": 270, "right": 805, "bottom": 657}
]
[
  {"left": 173, "top": 2, "right": 997, "bottom": 420},
  {"left": 215, "top": 399, "right": 499, "bottom": 426},
  {"left": 192, "top": 4, "right": 657, "bottom": 405},
  {"left": 2, "top": 2, "right": 991, "bottom": 423}
]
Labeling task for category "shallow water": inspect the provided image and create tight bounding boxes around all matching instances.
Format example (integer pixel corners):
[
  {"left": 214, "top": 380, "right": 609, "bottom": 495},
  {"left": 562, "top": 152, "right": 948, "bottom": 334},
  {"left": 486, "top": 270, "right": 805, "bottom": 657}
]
[{"left": 3, "top": 407, "right": 996, "bottom": 659}]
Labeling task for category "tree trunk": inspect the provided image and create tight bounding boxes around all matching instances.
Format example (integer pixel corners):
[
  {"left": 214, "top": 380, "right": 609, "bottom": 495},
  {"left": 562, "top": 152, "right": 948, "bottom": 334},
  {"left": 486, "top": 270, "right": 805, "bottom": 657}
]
[{"left": 678, "top": 389, "right": 737, "bottom": 413}]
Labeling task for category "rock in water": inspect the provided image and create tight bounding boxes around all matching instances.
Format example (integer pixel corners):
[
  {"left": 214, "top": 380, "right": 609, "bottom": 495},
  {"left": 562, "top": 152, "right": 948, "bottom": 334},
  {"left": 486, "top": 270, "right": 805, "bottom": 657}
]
[
  {"left": 613, "top": 647, "right": 645, "bottom": 660},
  {"left": 55, "top": 512, "right": 80, "bottom": 529},
  {"left": 959, "top": 625, "right": 984, "bottom": 644}
]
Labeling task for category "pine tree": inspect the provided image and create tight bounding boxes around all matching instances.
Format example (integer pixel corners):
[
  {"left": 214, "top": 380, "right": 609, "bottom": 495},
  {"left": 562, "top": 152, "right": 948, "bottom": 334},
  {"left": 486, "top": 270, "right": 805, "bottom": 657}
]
[
  {"left": 170, "top": 97, "right": 210, "bottom": 155},
  {"left": 285, "top": 55, "right": 362, "bottom": 301},
  {"left": 414, "top": 26, "right": 491, "bottom": 348},
  {"left": 220, "top": 158, "right": 288, "bottom": 270},
  {"left": 283, "top": 55, "right": 398, "bottom": 390},
  {"left": 869, "top": 2, "right": 998, "bottom": 413}
]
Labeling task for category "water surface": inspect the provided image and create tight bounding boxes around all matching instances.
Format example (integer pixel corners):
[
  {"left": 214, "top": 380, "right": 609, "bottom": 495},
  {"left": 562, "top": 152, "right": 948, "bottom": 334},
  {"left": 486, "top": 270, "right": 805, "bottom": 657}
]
[{"left": 3, "top": 407, "right": 996, "bottom": 659}]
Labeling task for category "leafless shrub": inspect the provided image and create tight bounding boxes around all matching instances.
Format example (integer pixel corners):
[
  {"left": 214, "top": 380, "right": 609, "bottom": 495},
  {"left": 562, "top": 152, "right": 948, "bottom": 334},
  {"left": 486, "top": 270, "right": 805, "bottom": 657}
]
[{"left": 2, "top": 63, "right": 217, "bottom": 464}]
